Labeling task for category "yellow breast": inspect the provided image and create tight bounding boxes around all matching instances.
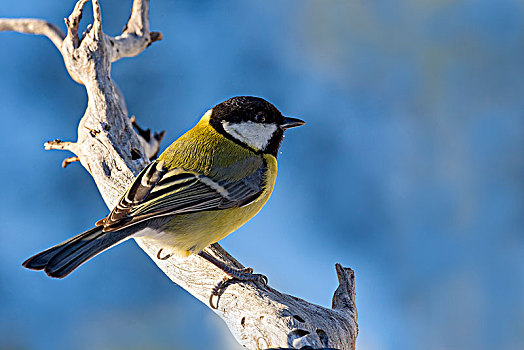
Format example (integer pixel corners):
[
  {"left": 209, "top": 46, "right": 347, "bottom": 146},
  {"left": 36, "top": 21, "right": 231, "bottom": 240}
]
[{"left": 148, "top": 113, "right": 278, "bottom": 256}]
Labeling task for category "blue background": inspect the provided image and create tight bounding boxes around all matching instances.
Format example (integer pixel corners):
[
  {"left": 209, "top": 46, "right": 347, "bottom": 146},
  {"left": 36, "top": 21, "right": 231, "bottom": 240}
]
[{"left": 1, "top": 1, "right": 523, "bottom": 349}]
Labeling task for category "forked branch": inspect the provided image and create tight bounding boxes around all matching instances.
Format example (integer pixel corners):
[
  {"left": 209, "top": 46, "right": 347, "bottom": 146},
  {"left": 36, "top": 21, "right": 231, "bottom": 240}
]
[
  {"left": 0, "top": 18, "right": 64, "bottom": 49},
  {"left": 1, "top": 1, "right": 358, "bottom": 349}
]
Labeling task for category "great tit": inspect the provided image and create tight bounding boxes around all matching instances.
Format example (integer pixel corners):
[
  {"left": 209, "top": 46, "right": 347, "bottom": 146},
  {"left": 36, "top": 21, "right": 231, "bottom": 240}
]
[{"left": 23, "top": 96, "right": 305, "bottom": 280}]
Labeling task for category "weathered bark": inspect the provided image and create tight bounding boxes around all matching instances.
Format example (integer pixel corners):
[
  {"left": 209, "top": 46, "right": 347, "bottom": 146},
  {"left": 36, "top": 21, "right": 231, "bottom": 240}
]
[{"left": 1, "top": 1, "right": 358, "bottom": 349}]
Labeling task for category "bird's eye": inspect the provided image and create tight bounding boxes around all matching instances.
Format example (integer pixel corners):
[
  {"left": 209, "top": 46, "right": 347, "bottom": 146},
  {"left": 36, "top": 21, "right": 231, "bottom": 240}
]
[{"left": 255, "top": 114, "right": 266, "bottom": 123}]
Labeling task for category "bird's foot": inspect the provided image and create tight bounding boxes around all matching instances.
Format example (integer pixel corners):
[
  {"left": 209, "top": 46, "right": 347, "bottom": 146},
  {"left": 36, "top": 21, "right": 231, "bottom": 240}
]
[
  {"left": 227, "top": 266, "right": 268, "bottom": 285},
  {"left": 198, "top": 250, "right": 269, "bottom": 308},
  {"left": 208, "top": 269, "right": 268, "bottom": 309},
  {"left": 198, "top": 250, "right": 268, "bottom": 285}
]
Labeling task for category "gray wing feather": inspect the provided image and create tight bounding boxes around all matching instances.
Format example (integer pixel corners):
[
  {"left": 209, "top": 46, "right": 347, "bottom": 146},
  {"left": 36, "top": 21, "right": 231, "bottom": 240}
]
[{"left": 100, "top": 160, "right": 266, "bottom": 232}]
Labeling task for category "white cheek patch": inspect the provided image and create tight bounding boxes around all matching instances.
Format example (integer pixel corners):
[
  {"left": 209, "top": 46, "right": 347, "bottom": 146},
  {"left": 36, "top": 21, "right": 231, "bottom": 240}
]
[{"left": 222, "top": 121, "right": 278, "bottom": 151}]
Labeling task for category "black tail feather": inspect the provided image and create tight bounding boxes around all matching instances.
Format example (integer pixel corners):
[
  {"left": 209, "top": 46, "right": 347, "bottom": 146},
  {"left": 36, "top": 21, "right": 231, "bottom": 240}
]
[{"left": 22, "top": 226, "right": 130, "bottom": 279}]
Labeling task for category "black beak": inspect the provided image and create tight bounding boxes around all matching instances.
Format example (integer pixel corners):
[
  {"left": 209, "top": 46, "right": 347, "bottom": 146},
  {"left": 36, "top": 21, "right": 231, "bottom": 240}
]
[{"left": 281, "top": 116, "right": 305, "bottom": 130}]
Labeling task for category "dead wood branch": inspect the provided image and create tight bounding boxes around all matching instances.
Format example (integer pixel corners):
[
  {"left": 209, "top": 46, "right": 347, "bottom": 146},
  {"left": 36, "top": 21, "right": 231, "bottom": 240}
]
[{"left": 1, "top": 1, "right": 358, "bottom": 349}]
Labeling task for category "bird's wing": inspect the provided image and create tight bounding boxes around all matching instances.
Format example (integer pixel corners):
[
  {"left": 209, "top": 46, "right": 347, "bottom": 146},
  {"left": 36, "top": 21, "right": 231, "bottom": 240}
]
[{"left": 97, "top": 160, "right": 265, "bottom": 232}]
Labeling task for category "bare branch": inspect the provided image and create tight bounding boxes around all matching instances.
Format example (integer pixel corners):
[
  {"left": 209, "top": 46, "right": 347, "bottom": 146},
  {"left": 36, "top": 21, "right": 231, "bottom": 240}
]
[
  {"left": 91, "top": 0, "right": 103, "bottom": 41},
  {"left": 333, "top": 264, "right": 358, "bottom": 316},
  {"left": 3, "top": 1, "right": 357, "bottom": 349},
  {"left": 136, "top": 240, "right": 358, "bottom": 349},
  {"left": 64, "top": 0, "right": 88, "bottom": 50},
  {"left": 0, "top": 1, "right": 162, "bottom": 85},
  {"left": 0, "top": 18, "right": 64, "bottom": 51},
  {"left": 61, "top": 156, "right": 80, "bottom": 168},
  {"left": 131, "top": 116, "right": 165, "bottom": 160},
  {"left": 44, "top": 139, "right": 77, "bottom": 152},
  {"left": 106, "top": 0, "right": 163, "bottom": 62}
]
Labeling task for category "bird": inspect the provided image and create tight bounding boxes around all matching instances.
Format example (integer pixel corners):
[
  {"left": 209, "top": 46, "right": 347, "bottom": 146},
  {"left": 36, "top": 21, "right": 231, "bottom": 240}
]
[{"left": 22, "top": 96, "right": 305, "bottom": 281}]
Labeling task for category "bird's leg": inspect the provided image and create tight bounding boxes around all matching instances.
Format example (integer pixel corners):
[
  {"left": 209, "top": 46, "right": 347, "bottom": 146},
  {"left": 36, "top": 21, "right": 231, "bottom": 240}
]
[{"left": 198, "top": 250, "right": 268, "bottom": 284}]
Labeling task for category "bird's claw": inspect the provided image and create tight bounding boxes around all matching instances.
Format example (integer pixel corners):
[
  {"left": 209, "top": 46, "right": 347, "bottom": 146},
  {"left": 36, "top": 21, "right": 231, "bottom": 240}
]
[
  {"left": 208, "top": 270, "right": 268, "bottom": 309},
  {"left": 156, "top": 248, "right": 172, "bottom": 260},
  {"left": 231, "top": 269, "right": 268, "bottom": 286},
  {"left": 251, "top": 273, "right": 268, "bottom": 285}
]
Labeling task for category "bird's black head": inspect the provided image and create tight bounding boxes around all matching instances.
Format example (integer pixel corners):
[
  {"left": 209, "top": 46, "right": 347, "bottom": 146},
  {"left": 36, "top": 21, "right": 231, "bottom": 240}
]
[{"left": 209, "top": 96, "right": 304, "bottom": 156}]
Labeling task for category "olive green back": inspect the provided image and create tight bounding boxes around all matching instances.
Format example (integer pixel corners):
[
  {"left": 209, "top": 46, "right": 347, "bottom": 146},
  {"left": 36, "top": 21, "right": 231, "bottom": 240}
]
[{"left": 158, "top": 113, "right": 264, "bottom": 181}]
